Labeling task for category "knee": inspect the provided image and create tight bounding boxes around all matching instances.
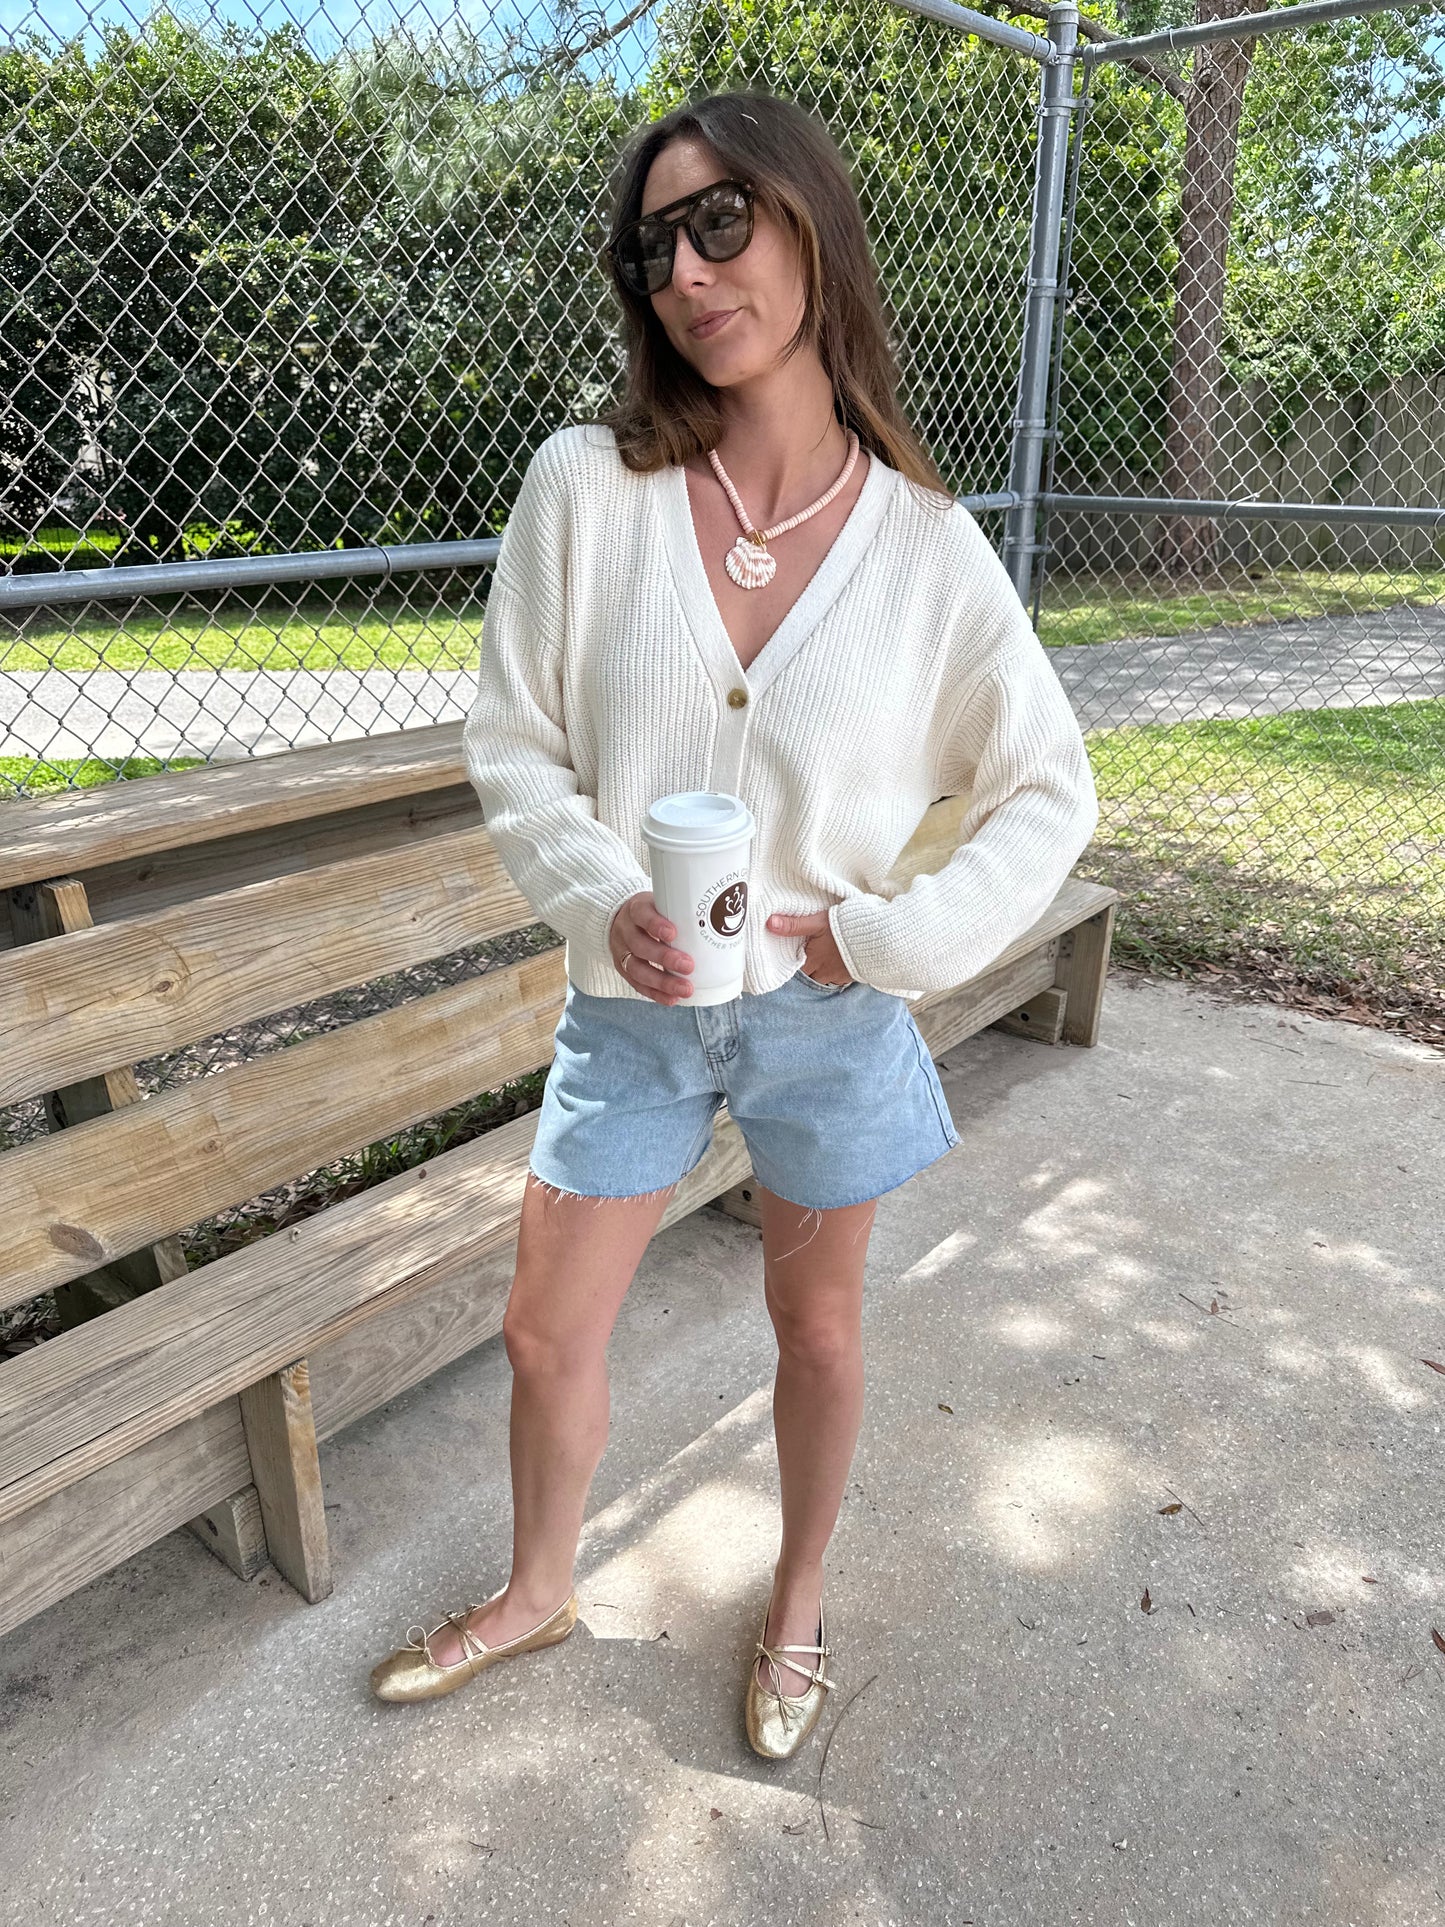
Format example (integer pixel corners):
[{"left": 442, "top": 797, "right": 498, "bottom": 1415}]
[
  {"left": 765, "top": 1303, "right": 859, "bottom": 1370},
  {"left": 502, "top": 1301, "right": 584, "bottom": 1378}
]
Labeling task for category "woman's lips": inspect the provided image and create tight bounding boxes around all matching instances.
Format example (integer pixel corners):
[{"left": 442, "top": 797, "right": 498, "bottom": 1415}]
[{"left": 689, "top": 309, "right": 738, "bottom": 340}]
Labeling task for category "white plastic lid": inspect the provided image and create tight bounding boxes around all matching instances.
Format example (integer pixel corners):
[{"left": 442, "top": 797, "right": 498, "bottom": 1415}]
[{"left": 642, "top": 789, "right": 755, "bottom": 854}]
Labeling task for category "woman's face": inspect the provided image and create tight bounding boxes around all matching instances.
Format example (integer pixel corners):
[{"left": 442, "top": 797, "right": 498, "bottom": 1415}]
[{"left": 640, "top": 138, "right": 808, "bottom": 391}]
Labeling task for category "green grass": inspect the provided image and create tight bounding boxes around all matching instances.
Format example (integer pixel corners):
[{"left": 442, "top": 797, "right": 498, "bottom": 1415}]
[
  {"left": 1078, "top": 697, "right": 1445, "bottom": 1016},
  {"left": 1037, "top": 566, "right": 1445, "bottom": 648},
  {"left": 3, "top": 564, "right": 1441, "bottom": 671}
]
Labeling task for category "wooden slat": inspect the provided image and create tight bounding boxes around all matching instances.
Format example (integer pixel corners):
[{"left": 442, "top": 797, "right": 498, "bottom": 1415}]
[
  {"left": 1, "top": 782, "right": 485, "bottom": 954},
  {"left": 0, "top": 1394, "right": 255, "bottom": 1641},
  {"left": 0, "top": 823, "right": 532, "bottom": 1105},
  {"left": 913, "top": 939, "right": 1060, "bottom": 1058},
  {"left": 0, "top": 721, "right": 466, "bottom": 891},
  {"left": 0, "top": 946, "right": 566, "bottom": 1310},
  {"left": 0, "top": 1111, "right": 541, "bottom": 1521},
  {"left": 238, "top": 1359, "right": 332, "bottom": 1604},
  {"left": 7, "top": 876, "right": 191, "bottom": 1314}
]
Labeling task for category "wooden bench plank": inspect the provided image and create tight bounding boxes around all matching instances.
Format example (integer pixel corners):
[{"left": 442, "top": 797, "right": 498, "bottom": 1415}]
[
  {"left": 0, "top": 721, "right": 466, "bottom": 892},
  {"left": 0, "top": 823, "right": 528, "bottom": 1105},
  {"left": 1, "top": 784, "right": 484, "bottom": 953},
  {"left": 0, "top": 946, "right": 567, "bottom": 1310},
  {"left": 0, "top": 1112, "right": 540, "bottom": 1521}
]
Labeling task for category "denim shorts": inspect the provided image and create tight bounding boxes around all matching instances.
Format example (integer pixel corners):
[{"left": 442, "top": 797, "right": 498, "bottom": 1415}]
[{"left": 527, "top": 965, "right": 961, "bottom": 1213}]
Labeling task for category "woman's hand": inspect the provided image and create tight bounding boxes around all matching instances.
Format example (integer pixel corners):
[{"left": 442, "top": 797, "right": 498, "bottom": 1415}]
[
  {"left": 608, "top": 891, "right": 696, "bottom": 1004},
  {"left": 767, "top": 908, "right": 853, "bottom": 987}
]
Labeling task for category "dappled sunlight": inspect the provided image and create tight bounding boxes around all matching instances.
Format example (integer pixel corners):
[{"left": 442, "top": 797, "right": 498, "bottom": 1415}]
[
  {"left": 973, "top": 1432, "right": 1127, "bottom": 1572},
  {"left": 579, "top": 1476, "right": 779, "bottom": 1640},
  {"left": 1261, "top": 1335, "right": 1337, "bottom": 1378},
  {"left": 994, "top": 1308, "right": 1071, "bottom": 1350},
  {"left": 1283, "top": 1539, "right": 1419, "bottom": 1600},
  {"left": 1336, "top": 1343, "right": 1436, "bottom": 1411},
  {"left": 1308, "top": 1237, "right": 1413, "bottom": 1285},
  {"left": 893, "top": 1225, "right": 979, "bottom": 1283},
  {"left": 1132, "top": 1317, "right": 1210, "bottom": 1354},
  {"left": 1016, "top": 1175, "right": 1147, "bottom": 1259}
]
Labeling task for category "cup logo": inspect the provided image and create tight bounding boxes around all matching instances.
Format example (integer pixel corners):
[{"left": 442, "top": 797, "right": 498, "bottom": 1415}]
[{"left": 708, "top": 878, "right": 748, "bottom": 937}]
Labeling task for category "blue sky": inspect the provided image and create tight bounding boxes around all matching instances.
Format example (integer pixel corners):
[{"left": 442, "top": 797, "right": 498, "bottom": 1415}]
[{"left": 0, "top": 0, "right": 662, "bottom": 78}]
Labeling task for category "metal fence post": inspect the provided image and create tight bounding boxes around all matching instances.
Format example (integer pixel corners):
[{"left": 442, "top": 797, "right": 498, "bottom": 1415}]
[{"left": 1002, "top": 0, "right": 1080, "bottom": 606}]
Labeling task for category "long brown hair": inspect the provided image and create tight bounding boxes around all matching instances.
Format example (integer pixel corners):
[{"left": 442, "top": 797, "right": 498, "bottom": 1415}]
[{"left": 591, "top": 89, "right": 953, "bottom": 513}]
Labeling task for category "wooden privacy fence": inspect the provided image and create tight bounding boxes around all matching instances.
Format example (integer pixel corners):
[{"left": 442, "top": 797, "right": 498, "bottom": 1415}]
[{"left": 0, "top": 725, "right": 1117, "bottom": 1640}]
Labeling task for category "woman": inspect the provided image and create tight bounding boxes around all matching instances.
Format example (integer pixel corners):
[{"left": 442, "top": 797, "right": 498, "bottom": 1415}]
[{"left": 369, "top": 90, "right": 1098, "bottom": 1760}]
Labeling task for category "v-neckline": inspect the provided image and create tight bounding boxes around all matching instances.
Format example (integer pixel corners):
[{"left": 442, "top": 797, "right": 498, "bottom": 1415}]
[{"left": 655, "top": 442, "right": 898, "bottom": 700}]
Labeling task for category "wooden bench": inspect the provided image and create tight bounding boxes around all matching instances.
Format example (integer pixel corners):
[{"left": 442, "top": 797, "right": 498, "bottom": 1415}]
[{"left": 0, "top": 722, "right": 1117, "bottom": 1639}]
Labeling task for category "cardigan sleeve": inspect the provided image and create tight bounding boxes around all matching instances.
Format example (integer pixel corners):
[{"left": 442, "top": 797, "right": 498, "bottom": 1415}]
[
  {"left": 825, "top": 632, "right": 1099, "bottom": 1000},
  {"left": 462, "top": 447, "right": 653, "bottom": 962}
]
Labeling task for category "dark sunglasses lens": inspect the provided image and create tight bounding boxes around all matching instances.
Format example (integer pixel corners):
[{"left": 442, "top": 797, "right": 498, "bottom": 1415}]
[
  {"left": 694, "top": 185, "right": 751, "bottom": 260},
  {"left": 616, "top": 221, "right": 672, "bottom": 295}
]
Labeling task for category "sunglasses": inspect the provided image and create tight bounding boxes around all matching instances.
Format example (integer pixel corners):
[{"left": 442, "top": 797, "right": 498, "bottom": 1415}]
[{"left": 605, "top": 178, "right": 756, "bottom": 299}]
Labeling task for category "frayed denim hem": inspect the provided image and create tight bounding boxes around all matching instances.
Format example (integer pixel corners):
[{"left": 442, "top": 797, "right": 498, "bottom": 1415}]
[{"left": 526, "top": 1169, "right": 683, "bottom": 1208}]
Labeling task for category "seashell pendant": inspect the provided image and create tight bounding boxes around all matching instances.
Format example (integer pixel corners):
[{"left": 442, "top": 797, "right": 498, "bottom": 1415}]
[{"left": 724, "top": 533, "right": 777, "bottom": 590}]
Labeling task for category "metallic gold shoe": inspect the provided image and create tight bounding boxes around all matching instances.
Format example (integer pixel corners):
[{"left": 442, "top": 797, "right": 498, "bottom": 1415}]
[
  {"left": 369, "top": 1587, "right": 579, "bottom": 1703},
  {"left": 743, "top": 1593, "right": 835, "bottom": 1759}
]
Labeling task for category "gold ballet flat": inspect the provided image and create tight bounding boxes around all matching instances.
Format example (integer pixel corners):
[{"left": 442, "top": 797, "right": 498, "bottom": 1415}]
[
  {"left": 369, "top": 1586, "right": 579, "bottom": 1703},
  {"left": 744, "top": 1592, "right": 835, "bottom": 1759}
]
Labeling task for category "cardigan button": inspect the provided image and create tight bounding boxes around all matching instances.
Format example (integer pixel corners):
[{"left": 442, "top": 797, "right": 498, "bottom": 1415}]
[{"left": 727, "top": 686, "right": 748, "bottom": 708}]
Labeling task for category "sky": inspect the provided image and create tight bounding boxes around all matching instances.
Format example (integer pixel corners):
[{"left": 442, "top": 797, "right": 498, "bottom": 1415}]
[{"left": 0, "top": 0, "right": 663, "bottom": 80}]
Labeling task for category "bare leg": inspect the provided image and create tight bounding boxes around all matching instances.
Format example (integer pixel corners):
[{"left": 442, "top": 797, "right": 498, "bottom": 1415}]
[
  {"left": 422, "top": 1170, "right": 678, "bottom": 1666},
  {"left": 752, "top": 1183, "right": 878, "bottom": 1696}
]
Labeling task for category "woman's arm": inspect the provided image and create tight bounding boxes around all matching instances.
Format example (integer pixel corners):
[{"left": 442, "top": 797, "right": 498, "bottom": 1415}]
[
  {"left": 463, "top": 445, "right": 652, "bottom": 958},
  {"left": 826, "top": 627, "right": 1100, "bottom": 1003}
]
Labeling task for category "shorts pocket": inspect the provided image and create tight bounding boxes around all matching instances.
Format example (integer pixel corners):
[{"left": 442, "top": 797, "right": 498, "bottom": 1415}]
[{"left": 790, "top": 966, "right": 853, "bottom": 997}]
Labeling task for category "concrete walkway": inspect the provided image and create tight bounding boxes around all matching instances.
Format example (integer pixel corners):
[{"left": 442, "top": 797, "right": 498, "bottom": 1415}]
[
  {"left": 3, "top": 605, "right": 1443, "bottom": 761},
  {"left": 2, "top": 974, "right": 1440, "bottom": 1926}
]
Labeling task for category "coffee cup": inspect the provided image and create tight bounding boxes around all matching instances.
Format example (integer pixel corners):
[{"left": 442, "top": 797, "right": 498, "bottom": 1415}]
[{"left": 641, "top": 791, "right": 755, "bottom": 1005}]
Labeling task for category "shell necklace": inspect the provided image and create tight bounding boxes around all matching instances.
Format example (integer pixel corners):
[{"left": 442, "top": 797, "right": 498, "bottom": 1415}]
[{"left": 708, "top": 431, "right": 861, "bottom": 590}]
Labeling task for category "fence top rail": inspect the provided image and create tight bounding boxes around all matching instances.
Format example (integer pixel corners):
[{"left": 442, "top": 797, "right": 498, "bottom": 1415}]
[
  {"left": 1044, "top": 491, "right": 1445, "bottom": 529},
  {"left": 888, "top": 0, "right": 1059, "bottom": 60},
  {"left": 0, "top": 722, "right": 468, "bottom": 891},
  {"left": 0, "top": 539, "right": 502, "bottom": 617},
  {"left": 1081, "top": 0, "right": 1430, "bottom": 64}
]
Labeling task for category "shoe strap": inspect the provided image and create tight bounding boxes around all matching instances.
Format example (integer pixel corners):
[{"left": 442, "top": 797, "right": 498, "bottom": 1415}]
[
  {"left": 407, "top": 1592, "right": 571, "bottom": 1671},
  {"left": 756, "top": 1639, "right": 835, "bottom": 1693}
]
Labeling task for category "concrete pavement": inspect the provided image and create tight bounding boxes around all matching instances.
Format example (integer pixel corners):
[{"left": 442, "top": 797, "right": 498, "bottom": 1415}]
[{"left": 1, "top": 972, "right": 1440, "bottom": 1927}]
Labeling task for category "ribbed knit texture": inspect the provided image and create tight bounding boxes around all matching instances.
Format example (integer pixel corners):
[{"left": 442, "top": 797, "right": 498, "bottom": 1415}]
[{"left": 463, "top": 422, "right": 1099, "bottom": 1002}]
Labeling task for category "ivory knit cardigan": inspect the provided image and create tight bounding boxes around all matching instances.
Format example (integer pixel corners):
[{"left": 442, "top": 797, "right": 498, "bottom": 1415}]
[{"left": 462, "top": 422, "right": 1099, "bottom": 1002}]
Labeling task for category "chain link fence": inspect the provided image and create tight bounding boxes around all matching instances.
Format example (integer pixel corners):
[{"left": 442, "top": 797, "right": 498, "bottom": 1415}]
[{"left": 1, "top": 0, "right": 1442, "bottom": 1221}]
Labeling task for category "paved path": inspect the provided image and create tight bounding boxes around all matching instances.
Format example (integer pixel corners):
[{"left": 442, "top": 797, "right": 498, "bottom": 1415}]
[
  {"left": 3, "top": 605, "right": 1443, "bottom": 761},
  {"left": 2, "top": 976, "right": 1440, "bottom": 1925}
]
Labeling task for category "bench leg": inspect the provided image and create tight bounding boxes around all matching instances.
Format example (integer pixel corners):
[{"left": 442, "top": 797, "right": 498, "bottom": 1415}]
[
  {"left": 238, "top": 1359, "right": 333, "bottom": 1604},
  {"left": 1054, "top": 903, "right": 1116, "bottom": 1048},
  {"left": 186, "top": 1485, "right": 271, "bottom": 1581}
]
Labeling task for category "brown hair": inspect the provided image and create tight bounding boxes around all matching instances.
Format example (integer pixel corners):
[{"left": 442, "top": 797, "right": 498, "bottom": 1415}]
[{"left": 591, "top": 89, "right": 953, "bottom": 513}]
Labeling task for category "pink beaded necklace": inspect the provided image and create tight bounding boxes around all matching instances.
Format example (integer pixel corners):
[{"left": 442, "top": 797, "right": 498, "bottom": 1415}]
[{"left": 708, "top": 431, "right": 861, "bottom": 590}]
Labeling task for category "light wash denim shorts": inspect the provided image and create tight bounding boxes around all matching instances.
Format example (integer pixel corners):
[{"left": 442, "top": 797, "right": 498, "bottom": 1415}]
[{"left": 527, "top": 965, "right": 961, "bottom": 1213}]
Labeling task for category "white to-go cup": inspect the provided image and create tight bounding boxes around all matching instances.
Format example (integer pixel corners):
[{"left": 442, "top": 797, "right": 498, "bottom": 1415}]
[{"left": 641, "top": 791, "right": 756, "bottom": 1006}]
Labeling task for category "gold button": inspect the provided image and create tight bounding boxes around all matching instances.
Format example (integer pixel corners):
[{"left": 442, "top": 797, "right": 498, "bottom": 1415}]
[{"left": 727, "top": 686, "right": 748, "bottom": 708}]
